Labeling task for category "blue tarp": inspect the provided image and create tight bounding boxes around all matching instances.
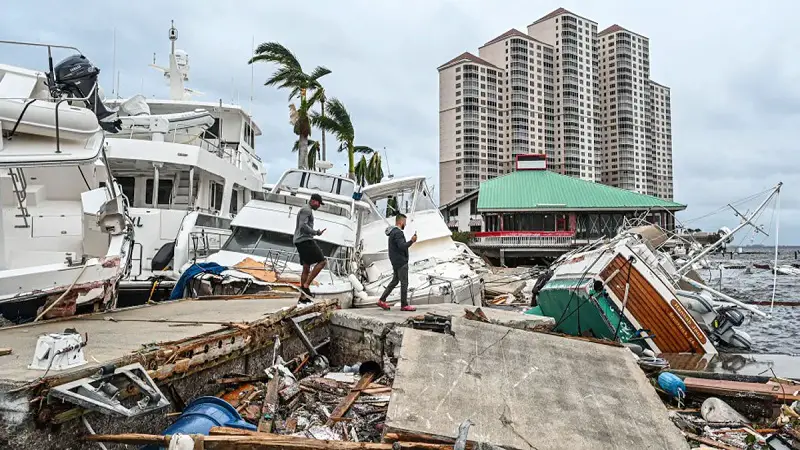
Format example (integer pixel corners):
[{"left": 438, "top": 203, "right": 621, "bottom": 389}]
[{"left": 170, "top": 262, "right": 227, "bottom": 300}]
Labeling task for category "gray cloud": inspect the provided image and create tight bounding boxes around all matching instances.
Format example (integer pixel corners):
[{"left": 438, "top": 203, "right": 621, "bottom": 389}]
[{"left": 3, "top": 0, "right": 798, "bottom": 243}]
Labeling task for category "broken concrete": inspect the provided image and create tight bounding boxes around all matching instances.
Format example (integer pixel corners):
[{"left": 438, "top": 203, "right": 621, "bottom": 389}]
[
  {"left": 385, "top": 319, "right": 689, "bottom": 450},
  {"left": 0, "top": 298, "right": 336, "bottom": 450},
  {"left": 328, "top": 304, "right": 555, "bottom": 366}
]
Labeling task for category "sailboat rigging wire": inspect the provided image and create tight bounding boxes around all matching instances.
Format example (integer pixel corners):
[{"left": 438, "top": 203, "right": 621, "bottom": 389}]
[
  {"left": 681, "top": 187, "right": 774, "bottom": 224},
  {"left": 771, "top": 189, "right": 781, "bottom": 312}
]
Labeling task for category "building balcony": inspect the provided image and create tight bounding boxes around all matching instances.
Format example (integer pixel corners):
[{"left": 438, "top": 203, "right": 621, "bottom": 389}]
[{"left": 472, "top": 231, "right": 576, "bottom": 249}]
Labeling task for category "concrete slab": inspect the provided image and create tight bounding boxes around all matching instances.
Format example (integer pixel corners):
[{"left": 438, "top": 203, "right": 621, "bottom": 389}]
[
  {"left": 386, "top": 319, "right": 689, "bottom": 450},
  {"left": 328, "top": 304, "right": 555, "bottom": 365},
  {"left": 332, "top": 304, "right": 554, "bottom": 333},
  {"left": 0, "top": 297, "right": 299, "bottom": 384}
]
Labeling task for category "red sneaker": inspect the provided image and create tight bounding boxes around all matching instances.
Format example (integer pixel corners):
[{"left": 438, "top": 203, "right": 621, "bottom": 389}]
[
  {"left": 377, "top": 300, "right": 391, "bottom": 311},
  {"left": 401, "top": 305, "right": 417, "bottom": 312}
]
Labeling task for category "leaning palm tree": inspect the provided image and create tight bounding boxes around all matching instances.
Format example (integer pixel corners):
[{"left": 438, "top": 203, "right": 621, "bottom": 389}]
[
  {"left": 292, "top": 139, "right": 320, "bottom": 169},
  {"left": 311, "top": 98, "right": 373, "bottom": 179},
  {"left": 249, "top": 42, "right": 330, "bottom": 169}
]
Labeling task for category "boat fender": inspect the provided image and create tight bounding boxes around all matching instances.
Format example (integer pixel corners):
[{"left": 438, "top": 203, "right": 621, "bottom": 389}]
[
  {"left": 355, "top": 290, "right": 369, "bottom": 301},
  {"left": 348, "top": 274, "right": 364, "bottom": 292},
  {"left": 642, "top": 349, "right": 655, "bottom": 358},
  {"left": 657, "top": 373, "right": 685, "bottom": 399}
]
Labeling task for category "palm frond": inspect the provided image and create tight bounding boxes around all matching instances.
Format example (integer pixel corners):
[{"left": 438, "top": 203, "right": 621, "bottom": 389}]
[
  {"left": 310, "top": 113, "right": 346, "bottom": 141},
  {"left": 353, "top": 145, "right": 374, "bottom": 154},
  {"left": 293, "top": 139, "right": 319, "bottom": 153},
  {"left": 308, "top": 66, "right": 332, "bottom": 82},
  {"left": 250, "top": 42, "right": 301, "bottom": 70},
  {"left": 265, "top": 66, "right": 301, "bottom": 88},
  {"left": 323, "top": 98, "right": 354, "bottom": 141}
]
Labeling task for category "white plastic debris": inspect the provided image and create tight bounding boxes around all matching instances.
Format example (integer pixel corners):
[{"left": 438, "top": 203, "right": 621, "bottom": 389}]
[
  {"left": 701, "top": 397, "right": 750, "bottom": 424},
  {"left": 348, "top": 274, "right": 365, "bottom": 292},
  {"left": 29, "top": 332, "right": 87, "bottom": 371}
]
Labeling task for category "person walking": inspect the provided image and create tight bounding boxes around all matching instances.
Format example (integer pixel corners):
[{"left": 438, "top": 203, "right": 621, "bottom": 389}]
[
  {"left": 294, "top": 193, "right": 326, "bottom": 303},
  {"left": 377, "top": 213, "right": 417, "bottom": 311}
]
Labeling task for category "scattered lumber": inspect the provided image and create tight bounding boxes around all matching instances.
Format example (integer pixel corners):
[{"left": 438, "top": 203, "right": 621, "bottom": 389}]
[{"left": 326, "top": 371, "right": 376, "bottom": 426}]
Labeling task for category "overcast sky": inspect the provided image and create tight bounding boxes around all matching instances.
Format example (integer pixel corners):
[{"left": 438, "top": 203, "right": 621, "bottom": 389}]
[{"left": 3, "top": 0, "right": 797, "bottom": 244}]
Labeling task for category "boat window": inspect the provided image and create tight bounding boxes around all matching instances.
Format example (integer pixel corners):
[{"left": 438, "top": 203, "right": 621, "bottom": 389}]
[
  {"left": 145, "top": 179, "right": 174, "bottom": 206},
  {"left": 195, "top": 214, "right": 231, "bottom": 229},
  {"left": 117, "top": 177, "right": 136, "bottom": 204},
  {"left": 210, "top": 182, "right": 224, "bottom": 211},
  {"left": 277, "top": 171, "right": 304, "bottom": 190},
  {"left": 223, "top": 227, "right": 340, "bottom": 261},
  {"left": 252, "top": 191, "right": 266, "bottom": 201},
  {"left": 230, "top": 189, "right": 239, "bottom": 215}
]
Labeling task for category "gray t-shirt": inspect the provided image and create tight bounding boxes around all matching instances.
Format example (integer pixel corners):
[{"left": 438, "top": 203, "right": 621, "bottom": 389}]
[{"left": 293, "top": 204, "right": 318, "bottom": 244}]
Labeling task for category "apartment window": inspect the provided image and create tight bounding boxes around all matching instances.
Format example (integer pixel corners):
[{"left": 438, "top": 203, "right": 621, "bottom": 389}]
[{"left": 456, "top": 67, "right": 461, "bottom": 72}]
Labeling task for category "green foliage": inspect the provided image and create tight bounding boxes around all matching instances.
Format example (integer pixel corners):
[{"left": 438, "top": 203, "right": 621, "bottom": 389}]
[
  {"left": 354, "top": 153, "right": 384, "bottom": 186},
  {"left": 311, "top": 98, "right": 374, "bottom": 178},
  {"left": 452, "top": 230, "right": 473, "bottom": 244}
]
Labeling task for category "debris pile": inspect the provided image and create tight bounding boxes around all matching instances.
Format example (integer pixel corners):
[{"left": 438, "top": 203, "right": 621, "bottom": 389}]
[
  {"left": 655, "top": 372, "right": 800, "bottom": 449},
  {"left": 212, "top": 356, "right": 395, "bottom": 443}
]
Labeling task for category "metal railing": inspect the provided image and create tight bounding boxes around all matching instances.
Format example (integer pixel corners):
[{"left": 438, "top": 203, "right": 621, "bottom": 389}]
[
  {"left": 7, "top": 168, "right": 29, "bottom": 228},
  {"left": 472, "top": 232, "right": 576, "bottom": 248}
]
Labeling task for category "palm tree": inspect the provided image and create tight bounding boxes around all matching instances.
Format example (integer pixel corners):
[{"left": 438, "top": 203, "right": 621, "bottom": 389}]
[
  {"left": 311, "top": 98, "right": 373, "bottom": 179},
  {"left": 354, "top": 153, "right": 384, "bottom": 186},
  {"left": 249, "top": 42, "right": 330, "bottom": 169},
  {"left": 293, "top": 139, "right": 320, "bottom": 169}
]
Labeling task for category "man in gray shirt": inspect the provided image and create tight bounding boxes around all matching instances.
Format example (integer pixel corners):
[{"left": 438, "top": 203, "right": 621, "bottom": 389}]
[{"left": 294, "top": 193, "right": 326, "bottom": 301}]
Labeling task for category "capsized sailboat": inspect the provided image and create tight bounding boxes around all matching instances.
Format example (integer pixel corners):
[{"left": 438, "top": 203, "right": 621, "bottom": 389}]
[{"left": 532, "top": 184, "right": 781, "bottom": 354}]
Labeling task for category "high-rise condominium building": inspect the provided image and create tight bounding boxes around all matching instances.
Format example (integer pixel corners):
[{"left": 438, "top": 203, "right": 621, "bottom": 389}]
[{"left": 438, "top": 7, "right": 673, "bottom": 205}]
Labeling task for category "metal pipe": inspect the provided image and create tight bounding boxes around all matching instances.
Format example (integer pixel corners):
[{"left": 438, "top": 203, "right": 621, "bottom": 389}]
[
  {"left": 677, "top": 183, "right": 782, "bottom": 275},
  {"left": 188, "top": 167, "right": 195, "bottom": 208},
  {"left": 152, "top": 164, "right": 160, "bottom": 208},
  {"left": 680, "top": 275, "right": 767, "bottom": 318}
]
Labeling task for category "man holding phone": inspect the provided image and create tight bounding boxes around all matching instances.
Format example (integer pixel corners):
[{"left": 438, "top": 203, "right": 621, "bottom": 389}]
[
  {"left": 294, "top": 193, "right": 327, "bottom": 302},
  {"left": 377, "top": 213, "right": 417, "bottom": 311}
]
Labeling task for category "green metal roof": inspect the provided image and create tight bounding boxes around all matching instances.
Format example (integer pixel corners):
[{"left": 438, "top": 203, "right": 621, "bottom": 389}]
[{"left": 477, "top": 170, "right": 685, "bottom": 211}]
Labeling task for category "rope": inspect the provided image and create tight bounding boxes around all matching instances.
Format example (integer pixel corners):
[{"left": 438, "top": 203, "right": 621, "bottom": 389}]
[{"left": 34, "top": 263, "right": 89, "bottom": 322}]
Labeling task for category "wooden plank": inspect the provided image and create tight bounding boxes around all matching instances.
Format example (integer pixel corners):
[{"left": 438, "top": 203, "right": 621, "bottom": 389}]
[
  {"left": 683, "top": 432, "right": 742, "bottom": 450},
  {"left": 683, "top": 377, "right": 800, "bottom": 402},
  {"left": 258, "top": 375, "right": 280, "bottom": 432},
  {"left": 326, "top": 372, "right": 375, "bottom": 426},
  {"left": 601, "top": 255, "right": 707, "bottom": 354},
  {"left": 383, "top": 431, "right": 475, "bottom": 450},
  {"left": 0, "top": 348, "right": 11, "bottom": 357}
]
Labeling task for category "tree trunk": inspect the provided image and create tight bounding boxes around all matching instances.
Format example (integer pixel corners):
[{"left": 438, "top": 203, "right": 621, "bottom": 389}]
[
  {"left": 347, "top": 143, "right": 356, "bottom": 180},
  {"left": 298, "top": 134, "right": 309, "bottom": 170},
  {"left": 320, "top": 99, "right": 327, "bottom": 165}
]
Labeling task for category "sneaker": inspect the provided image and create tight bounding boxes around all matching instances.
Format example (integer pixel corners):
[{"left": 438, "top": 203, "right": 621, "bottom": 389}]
[
  {"left": 401, "top": 305, "right": 417, "bottom": 312},
  {"left": 377, "top": 300, "right": 391, "bottom": 311},
  {"left": 302, "top": 286, "right": 315, "bottom": 298}
]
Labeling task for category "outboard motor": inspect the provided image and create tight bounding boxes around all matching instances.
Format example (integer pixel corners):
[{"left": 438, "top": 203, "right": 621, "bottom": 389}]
[
  {"left": 49, "top": 54, "right": 120, "bottom": 132},
  {"left": 710, "top": 307, "right": 753, "bottom": 350}
]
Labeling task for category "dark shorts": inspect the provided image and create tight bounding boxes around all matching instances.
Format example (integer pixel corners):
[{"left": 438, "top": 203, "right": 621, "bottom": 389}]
[{"left": 295, "top": 240, "right": 325, "bottom": 265}]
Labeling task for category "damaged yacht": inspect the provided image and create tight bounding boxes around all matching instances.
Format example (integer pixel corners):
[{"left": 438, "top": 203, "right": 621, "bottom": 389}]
[{"left": 0, "top": 41, "right": 133, "bottom": 321}]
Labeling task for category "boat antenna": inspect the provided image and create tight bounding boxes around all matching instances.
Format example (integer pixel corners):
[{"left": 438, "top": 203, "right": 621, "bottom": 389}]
[
  {"left": 111, "top": 28, "right": 116, "bottom": 96},
  {"left": 383, "top": 147, "right": 393, "bottom": 179}
]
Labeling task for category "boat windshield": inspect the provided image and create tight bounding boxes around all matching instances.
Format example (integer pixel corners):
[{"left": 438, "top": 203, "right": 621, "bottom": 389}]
[
  {"left": 276, "top": 171, "right": 355, "bottom": 197},
  {"left": 363, "top": 180, "right": 439, "bottom": 224},
  {"left": 222, "top": 226, "right": 346, "bottom": 272}
]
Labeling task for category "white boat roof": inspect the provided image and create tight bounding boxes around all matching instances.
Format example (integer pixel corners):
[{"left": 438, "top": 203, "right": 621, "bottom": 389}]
[{"left": 362, "top": 176, "right": 427, "bottom": 199}]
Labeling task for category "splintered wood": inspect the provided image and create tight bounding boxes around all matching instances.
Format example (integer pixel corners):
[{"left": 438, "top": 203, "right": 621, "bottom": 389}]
[
  {"left": 326, "top": 372, "right": 376, "bottom": 426},
  {"left": 87, "top": 427, "right": 457, "bottom": 449}
]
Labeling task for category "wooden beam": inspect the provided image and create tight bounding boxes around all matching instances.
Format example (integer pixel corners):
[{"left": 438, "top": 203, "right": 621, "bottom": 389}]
[
  {"left": 0, "top": 348, "right": 12, "bottom": 357},
  {"left": 88, "top": 430, "right": 456, "bottom": 450},
  {"left": 683, "top": 432, "right": 742, "bottom": 450},
  {"left": 258, "top": 375, "right": 280, "bottom": 432},
  {"left": 326, "top": 372, "right": 376, "bottom": 426}
]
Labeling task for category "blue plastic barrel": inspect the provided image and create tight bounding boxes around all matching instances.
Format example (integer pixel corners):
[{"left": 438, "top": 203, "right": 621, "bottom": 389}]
[
  {"left": 142, "top": 397, "right": 257, "bottom": 450},
  {"left": 657, "top": 372, "right": 686, "bottom": 399}
]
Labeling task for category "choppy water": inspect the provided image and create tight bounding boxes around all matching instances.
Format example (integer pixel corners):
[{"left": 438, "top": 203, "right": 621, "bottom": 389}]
[{"left": 703, "top": 247, "right": 800, "bottom": 355}]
